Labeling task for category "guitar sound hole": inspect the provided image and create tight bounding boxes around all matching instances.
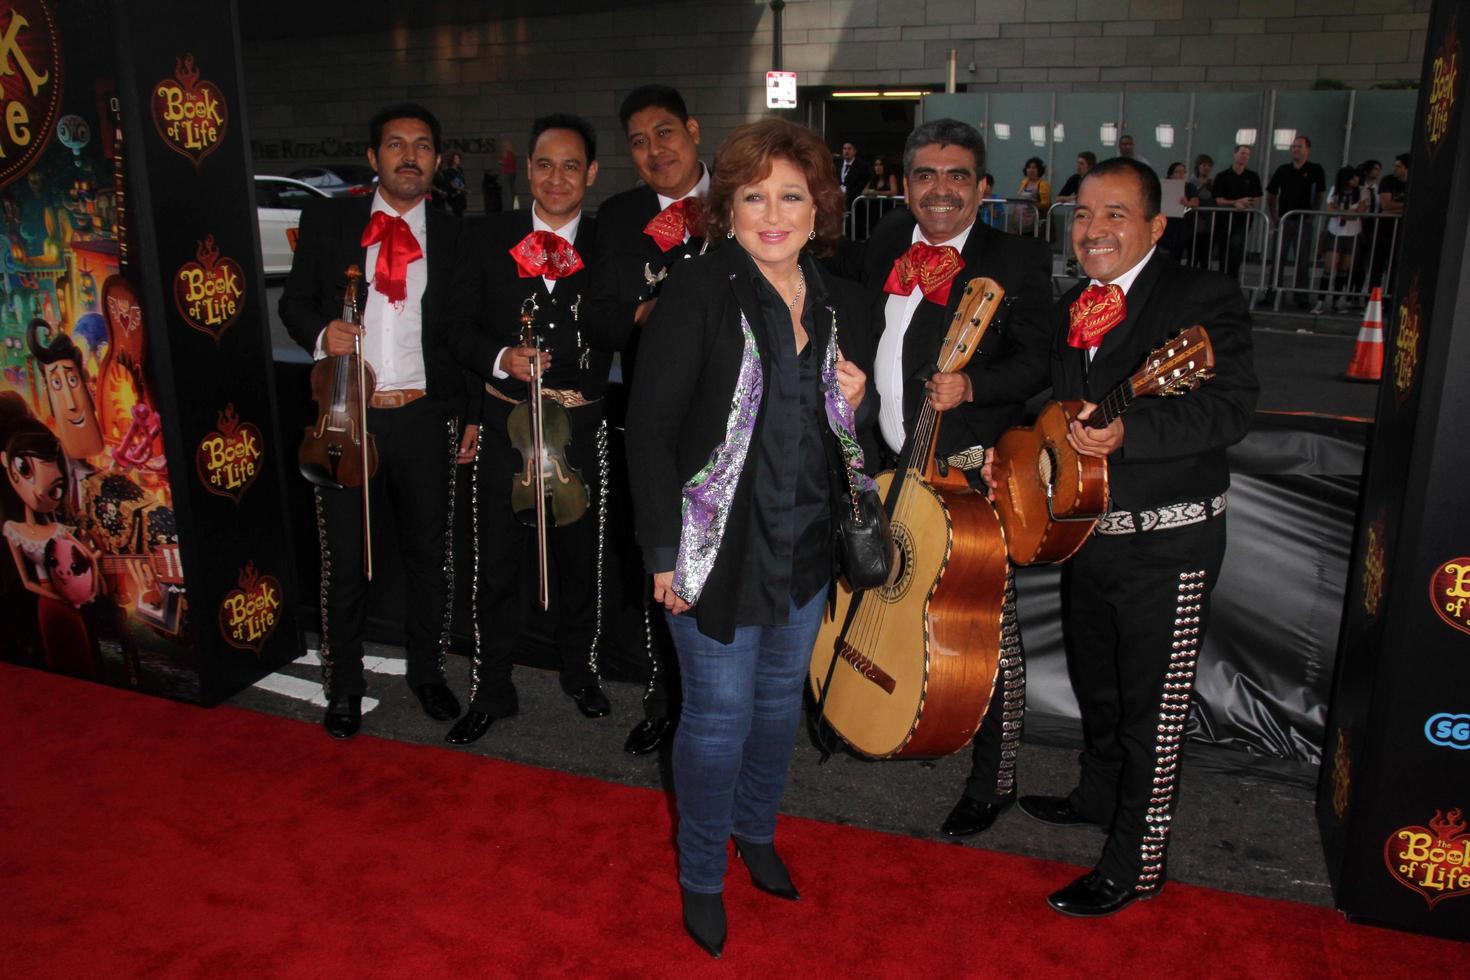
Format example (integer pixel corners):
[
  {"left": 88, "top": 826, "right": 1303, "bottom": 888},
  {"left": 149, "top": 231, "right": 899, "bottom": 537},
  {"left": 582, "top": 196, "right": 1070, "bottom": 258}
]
[
  {"left": 1036, "top": 446, "right": 1056, "bottom": 495},
  {"left": 880, "top": 523, "right": 915, "bottom": 599}
]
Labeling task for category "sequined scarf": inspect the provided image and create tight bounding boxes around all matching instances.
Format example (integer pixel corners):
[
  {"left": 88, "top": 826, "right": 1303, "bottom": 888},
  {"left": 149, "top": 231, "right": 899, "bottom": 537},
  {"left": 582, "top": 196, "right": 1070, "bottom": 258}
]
[
  {"left": 821, "top": 310, "right": 875, "bottom": 496},
  {"left": 672, "top": 313, "right": 763, "bottom": 603}
]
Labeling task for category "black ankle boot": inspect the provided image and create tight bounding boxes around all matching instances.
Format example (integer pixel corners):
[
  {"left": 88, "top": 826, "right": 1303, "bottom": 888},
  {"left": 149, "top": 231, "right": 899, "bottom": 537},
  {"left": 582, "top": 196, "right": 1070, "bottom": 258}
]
[
  {"left": 681, "top": 888, "right": 726, "bottom": 958},
  {"left": 733, "top": 837, "right": 800, "bottom": 901}
]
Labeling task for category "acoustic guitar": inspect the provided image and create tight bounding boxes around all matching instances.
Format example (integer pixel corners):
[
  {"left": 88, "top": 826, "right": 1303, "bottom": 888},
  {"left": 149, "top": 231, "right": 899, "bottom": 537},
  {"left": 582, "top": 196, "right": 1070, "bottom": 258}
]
[
  {"left": 991, "top": 325, "right": 1215, "bottom": 566},
  {"left": 808, "top": 278, "right": 1011, "bottom": 760}
]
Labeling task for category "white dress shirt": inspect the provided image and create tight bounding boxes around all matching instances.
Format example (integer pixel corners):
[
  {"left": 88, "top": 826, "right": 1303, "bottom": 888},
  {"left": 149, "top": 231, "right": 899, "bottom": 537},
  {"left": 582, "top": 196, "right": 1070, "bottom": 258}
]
[
  {"left": 875, "top": 219, "right": 976, "bottom": 455},
  {"left": 315, "top": 190, "right": 428, "bottom": 393}
]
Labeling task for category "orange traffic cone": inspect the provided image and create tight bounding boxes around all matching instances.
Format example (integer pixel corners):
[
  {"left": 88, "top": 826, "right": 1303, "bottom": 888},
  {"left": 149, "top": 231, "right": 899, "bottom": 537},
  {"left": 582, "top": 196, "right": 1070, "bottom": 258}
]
[{"left": 1346, "top": 287, "right": 1384, "bottom": 381}]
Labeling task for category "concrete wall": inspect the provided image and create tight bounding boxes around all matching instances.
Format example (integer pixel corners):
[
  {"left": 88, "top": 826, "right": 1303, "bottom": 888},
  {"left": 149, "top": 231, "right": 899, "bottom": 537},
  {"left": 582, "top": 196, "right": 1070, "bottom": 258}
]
[{"left": 241, "top": 0, "right": 1431, "bottom": 207}]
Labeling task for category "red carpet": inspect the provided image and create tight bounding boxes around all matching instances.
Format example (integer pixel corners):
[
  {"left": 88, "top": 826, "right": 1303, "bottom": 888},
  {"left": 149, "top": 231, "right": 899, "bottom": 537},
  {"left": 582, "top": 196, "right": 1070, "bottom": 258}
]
[{"left": 2, "top": 663, "right": 1461, "bottom": 978}]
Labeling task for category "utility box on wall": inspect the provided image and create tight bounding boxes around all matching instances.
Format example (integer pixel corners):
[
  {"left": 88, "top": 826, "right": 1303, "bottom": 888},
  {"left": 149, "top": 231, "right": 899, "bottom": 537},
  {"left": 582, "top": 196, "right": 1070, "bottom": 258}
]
[{"left": 0, "top": 0, "right": 299, "bottom": 704}]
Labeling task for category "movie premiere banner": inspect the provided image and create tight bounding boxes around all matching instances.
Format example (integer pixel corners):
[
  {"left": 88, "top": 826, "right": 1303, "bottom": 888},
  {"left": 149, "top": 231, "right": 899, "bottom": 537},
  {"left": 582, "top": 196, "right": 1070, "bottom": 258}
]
[
  {"left": 1316, "top": 0, "right": 1470, "bottom": 942},
  {"left": 0, "top": 0, "right": 298, "bottom": 704}
]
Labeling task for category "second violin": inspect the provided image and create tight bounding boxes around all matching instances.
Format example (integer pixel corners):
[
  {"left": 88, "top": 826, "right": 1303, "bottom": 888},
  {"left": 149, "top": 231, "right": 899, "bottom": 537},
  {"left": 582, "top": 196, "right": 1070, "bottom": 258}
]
[{"left": 506, "top": 297, "right": 588, "bottom": 609}]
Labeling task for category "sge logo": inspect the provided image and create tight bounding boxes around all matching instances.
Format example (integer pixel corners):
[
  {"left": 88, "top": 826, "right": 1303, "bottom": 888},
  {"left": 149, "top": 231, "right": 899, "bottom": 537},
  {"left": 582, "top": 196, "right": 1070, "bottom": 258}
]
[{"left": 1425, "top": 713, "right": 1470, "bottom": 750}]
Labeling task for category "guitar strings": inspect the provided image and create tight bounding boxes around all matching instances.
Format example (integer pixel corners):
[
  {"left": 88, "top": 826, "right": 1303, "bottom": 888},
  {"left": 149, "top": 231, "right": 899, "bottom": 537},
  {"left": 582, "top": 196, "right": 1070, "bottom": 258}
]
[
  {"left": 839, "top": 291, "right": 992, "bottom": 701},
  {"left": 846, "top": 334, "right": 948, "bottom": 669}
]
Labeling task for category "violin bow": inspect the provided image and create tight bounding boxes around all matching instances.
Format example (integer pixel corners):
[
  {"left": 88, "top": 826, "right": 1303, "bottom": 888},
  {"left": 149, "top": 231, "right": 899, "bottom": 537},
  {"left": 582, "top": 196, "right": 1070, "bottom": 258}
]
[
  {"left": 344, "top": 266, "right": 373, "bottom": 581},
  {"left": 522, "top": 297, "right": 550, "bottom": 610}
]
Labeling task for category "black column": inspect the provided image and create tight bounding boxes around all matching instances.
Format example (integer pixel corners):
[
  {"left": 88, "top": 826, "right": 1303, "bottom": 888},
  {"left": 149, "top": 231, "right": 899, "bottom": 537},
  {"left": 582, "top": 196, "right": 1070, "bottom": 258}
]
[{"left": 1316, "top": 0, "right": 1470, "bottom": 942}]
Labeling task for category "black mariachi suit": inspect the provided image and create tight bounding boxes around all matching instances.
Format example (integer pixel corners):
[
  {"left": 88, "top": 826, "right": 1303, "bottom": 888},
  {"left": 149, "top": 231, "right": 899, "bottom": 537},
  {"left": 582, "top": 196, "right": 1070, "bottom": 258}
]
[
  {"left": 580, "top": 183, "right": 705, "bottom": 721},
  {"left": 581, "top": 183, "right": 706, "bottom": 391},
  {"left": 1053, "top": 254, "right": 1257, "bottom": 892},
  {"left": 447, "top": 210, "right": 604, "bottom": 716},
  {"left": 279, "top": 196, "right": 472, "bottom": 698},
  {"left": 846, "top": 209, "right": 1052, "bottom": 807}
]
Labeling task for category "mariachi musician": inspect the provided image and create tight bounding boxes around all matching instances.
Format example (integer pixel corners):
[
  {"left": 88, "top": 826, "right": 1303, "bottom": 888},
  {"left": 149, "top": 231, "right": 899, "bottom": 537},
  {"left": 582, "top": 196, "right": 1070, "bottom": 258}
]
[
  {"left": 1012, "top": 158, "right": 1257, "bottom": 916},
  {"left": 281, "top": 103, "right": 476, "bottom": 739},
  {"left": 832, "top": 118, "right": 1052, "bottom": 837},
  {"left": 579, "top": 84, "right": 710, "bottom": 756},
  {"left": 444, "top": 113, "right": 610, "bottom": 744}
]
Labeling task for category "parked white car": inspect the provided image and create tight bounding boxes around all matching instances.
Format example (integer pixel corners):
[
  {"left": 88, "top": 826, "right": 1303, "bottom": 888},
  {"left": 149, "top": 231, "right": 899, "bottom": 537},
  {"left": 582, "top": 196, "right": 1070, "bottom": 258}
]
[{"left": 255, "top": 175, "right": 329, "bottom": 277}]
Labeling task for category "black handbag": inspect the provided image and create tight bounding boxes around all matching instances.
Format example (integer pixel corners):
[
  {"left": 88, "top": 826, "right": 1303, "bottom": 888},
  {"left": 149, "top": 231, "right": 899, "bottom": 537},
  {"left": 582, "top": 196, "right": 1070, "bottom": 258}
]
[{"left": 835, "top": 467, "right": 896, "bottom": 591}]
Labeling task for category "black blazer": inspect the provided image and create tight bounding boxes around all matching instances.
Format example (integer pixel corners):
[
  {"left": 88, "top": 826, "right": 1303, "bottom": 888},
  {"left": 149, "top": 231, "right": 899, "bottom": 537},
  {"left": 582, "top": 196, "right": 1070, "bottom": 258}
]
[
  {"left": 625, "top": 245, "right": 876, "bottom": 644},
  {"left": 279, "top": 196, "right": 478, "bottom": 412},
  {"left": 839, "top": 209, "right": 1054, "bottom": 460},
  {"left": 1052, "top": 254, "right": 1258, "bottom": 511},
  {"left": 579, "top": 184, "right": 704, "bottom": 384},
  {"left": 445, "top": 210, "right": 604, "bottom": 415}
]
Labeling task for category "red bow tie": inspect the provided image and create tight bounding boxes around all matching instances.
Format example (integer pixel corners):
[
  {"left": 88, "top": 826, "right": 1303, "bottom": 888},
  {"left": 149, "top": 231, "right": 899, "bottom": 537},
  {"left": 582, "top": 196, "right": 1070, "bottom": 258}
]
[
  {"left": 882, "top": 242, "right": 964, "bottom": 306},
  {"left": 360, "top": 211, "right": 423, "bottom": 304},
  {"left": 510, "top": 230, "right": 583, "bottom": 281},
  {"left": 644, "top": 197, "right": 702, "bottom": 252},
  {"left": 1067, "top": 283, "right": 1127, "bottom": 349}
]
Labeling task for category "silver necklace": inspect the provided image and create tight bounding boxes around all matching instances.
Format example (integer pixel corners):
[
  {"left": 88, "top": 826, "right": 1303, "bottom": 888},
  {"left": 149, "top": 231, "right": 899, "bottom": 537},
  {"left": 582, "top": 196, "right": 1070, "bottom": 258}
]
[{"left": 787, "top": 267, "right": 805, "bottom": 314}]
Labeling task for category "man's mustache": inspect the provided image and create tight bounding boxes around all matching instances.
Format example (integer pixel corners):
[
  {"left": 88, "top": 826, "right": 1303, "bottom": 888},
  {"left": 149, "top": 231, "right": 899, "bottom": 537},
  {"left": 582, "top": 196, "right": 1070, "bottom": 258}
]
[{"left": 920, "top": 196, "right": 964, "bottom": 208}]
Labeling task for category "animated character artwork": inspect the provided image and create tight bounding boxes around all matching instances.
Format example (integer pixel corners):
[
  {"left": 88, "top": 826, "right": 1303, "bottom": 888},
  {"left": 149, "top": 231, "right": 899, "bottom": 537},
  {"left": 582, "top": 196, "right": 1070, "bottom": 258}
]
[
  {"left": 0, "top": 394, "right": 96, "bottom": 676},
  {"left": 0, "top": 15, "right": 193, "bottom": 695}
]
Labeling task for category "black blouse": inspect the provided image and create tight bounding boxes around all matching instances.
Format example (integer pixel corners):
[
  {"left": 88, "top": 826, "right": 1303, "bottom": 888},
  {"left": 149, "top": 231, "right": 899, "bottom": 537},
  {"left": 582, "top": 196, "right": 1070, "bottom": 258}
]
[{"left": 734, "top": 255, "right": 833, "bottom": 625}]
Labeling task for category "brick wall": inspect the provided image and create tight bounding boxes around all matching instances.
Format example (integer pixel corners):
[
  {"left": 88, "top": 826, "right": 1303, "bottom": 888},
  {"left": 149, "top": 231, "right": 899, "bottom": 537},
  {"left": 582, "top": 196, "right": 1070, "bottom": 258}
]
[{"left": 241, "top": 0, "right": 1430, "bottom": 206}]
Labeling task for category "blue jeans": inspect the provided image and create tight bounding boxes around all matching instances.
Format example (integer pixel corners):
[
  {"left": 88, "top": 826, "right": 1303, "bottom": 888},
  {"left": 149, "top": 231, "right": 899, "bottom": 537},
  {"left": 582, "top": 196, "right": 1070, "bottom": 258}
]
[{"left": 666, "top": 589, "right": 827, "bottom": 893}]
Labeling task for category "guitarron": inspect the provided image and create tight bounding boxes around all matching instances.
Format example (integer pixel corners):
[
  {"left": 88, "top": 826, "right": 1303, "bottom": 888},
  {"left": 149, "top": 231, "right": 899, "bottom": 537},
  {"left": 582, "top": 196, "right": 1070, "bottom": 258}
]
[
  {"left": 991, "top": 325, "right": 1215, "bottom": 565},
  {"left": 808, "top": 278, "right": 1011, "bottom": 760}
]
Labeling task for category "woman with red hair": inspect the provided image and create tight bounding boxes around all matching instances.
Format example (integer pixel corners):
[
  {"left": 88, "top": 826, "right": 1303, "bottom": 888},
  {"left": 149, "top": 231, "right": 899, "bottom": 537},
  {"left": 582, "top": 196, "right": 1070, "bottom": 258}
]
[{"left": 626, "top": 117, "right": 876, "bottom": 957}]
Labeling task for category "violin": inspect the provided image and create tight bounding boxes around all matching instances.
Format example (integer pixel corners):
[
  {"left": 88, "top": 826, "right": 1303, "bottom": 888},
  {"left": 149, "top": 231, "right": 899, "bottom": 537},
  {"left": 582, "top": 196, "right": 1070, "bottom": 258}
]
[
  {"left": 298, "top": 264, "right": 378, "bottom": 578},
  {"left": 506, "top": 297, "right": 588, "bottom": 609}
]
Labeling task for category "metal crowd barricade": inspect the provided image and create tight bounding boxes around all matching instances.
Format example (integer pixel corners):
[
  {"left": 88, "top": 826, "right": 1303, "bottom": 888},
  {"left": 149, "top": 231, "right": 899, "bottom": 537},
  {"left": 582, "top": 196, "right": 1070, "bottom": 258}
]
[
  {"left": 1048, "top": 202, "right": 1079, "bottom": 282},
  {"left": 994, "top": 197, "right": 1043, "bottom": 238},
  {"left": 1181, "top": 205, "right": 1273, "bottom": 303},
  {"left": 845, "top": 194, "right": 907, "bottom": 241},
  {"left": 1268, "top": 209, "right": 1402, "bottom": 314},
  {"left": 845, "top": 194, "right": 1042, "bottom": 243}
]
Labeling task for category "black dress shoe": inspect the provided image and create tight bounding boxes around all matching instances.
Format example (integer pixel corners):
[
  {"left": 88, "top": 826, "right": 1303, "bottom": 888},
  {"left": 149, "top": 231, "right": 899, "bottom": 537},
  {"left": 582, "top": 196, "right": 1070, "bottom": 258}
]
[
  {"left": 1018, "top": 794, "right": 1095, "bottom": 827},
  {"left": 413, "top": 682, "right": 461, "bottom": 721},
  {"left": 624, "top": 716, "right": 674, "bottom": 755},
  {"left": 1047, "top": 870, "right": 1152, "bottom": 918},
  {"left": 323, "top": 695, "right": 362, "bottom": 739},
  {"left": 681, "top": 888, "right": 726, "bottom": 958},
  {"left": 445, "top": 710, "right": 495, "bottom": 745},
  {"left": 570, "top": 684, "right": 611, "bottom": 719},
  {"left": 733, "top": 838, "right": 800, "bottom": 901},
  {"left": 940, "top": 793, "right": 1014, "bottom": 837}
]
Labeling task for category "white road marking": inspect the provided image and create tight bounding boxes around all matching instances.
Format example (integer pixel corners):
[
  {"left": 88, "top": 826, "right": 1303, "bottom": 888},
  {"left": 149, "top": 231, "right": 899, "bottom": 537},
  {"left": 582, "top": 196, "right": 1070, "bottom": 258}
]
[
  {"left": 252, "top": 647, "right": 407, "bottom": 710},
  {"left": 251, "top": 671, "right": 380, "bottom": 713},
  {"left": 294, "top": 648, "right": 407, "bottom": 676}
]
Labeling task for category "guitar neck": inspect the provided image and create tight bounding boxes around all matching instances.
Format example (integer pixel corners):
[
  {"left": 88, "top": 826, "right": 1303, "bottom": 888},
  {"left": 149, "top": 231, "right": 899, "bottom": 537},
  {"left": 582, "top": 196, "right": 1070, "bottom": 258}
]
[
  {"left": 1088, "top": 379, "right": 1136, "bottom": 429},
  {"left": 1083, "top": 326, "right": 1214, "bottom": 429}
]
